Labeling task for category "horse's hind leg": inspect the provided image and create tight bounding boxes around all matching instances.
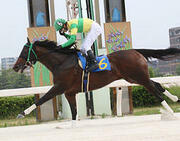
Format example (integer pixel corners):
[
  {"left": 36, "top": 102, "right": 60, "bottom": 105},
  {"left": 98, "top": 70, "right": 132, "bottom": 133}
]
[
  {"left": 152, "top": 81, "right": 179, "bottom": 102},
  {"left": 143, "top": 80, "right": 174, "bottom": 114}
]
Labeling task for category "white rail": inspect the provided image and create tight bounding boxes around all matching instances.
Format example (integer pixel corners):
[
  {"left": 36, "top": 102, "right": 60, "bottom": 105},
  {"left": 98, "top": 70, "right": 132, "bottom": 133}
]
[
  {"left": 0, "top": 76, "right": 180, "bottom": 97},
  {"left": 107, "top": 76, "right": 180, "bottom": 87},
  {"left": 0, "top": 86, "right": 52, "bottom": 97}
]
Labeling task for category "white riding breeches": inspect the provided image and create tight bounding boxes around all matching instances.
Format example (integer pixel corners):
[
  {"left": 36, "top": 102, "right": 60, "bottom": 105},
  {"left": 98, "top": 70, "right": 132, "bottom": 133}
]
[{"left": 81, "top": 22, "right": 102, "bottom": 54}]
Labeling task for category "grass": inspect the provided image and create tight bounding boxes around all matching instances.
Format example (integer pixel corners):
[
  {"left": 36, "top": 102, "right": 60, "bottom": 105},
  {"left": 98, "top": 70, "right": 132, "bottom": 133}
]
[
  {"left": 132, "top": 86, "right": 180, "bottom": 116},
  {"left": 0, "top": 116, "right": 37, "bottom": 128},
  {"left": 1, "top": 104, "right": 180, "bottom": 128},
  {"left": 101, "top": 113, "right": 107, "bottom": 118},
  {"left": 133, "top": 103, "right": 180, "bottom": 116}
]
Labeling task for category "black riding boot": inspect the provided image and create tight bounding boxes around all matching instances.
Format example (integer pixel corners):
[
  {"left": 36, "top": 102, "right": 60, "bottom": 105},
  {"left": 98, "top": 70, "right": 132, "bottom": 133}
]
[{"left": 87, "top": 50, "right": 99, "bottom": 72}]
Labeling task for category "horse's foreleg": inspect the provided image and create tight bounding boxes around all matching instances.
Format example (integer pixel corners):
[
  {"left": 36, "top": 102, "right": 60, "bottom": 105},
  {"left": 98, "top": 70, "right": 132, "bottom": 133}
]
[
  {"left": 152, "top": 81, "right": 179, "bottom": 102},
  {"left": 65, "top": 93, "right": 77, "bottom": 128},
  {"left": 17, "top": 85, "right": 64, "bottom": 119}
]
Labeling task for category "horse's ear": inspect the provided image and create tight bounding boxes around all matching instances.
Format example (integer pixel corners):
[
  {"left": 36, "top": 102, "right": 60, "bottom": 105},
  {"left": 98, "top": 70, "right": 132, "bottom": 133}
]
[{"left": 27, "top": 37, "right": 30, "bottom": 44}]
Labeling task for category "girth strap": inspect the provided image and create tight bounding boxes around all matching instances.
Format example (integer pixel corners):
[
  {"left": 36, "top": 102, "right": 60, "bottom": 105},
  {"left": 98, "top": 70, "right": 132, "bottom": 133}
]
[{"left": 81, "top": 70, "right": 90, "bottom": 92}]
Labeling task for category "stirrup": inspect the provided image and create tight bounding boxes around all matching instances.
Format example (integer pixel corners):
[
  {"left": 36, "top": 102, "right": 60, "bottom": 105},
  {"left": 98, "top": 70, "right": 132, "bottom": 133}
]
[{"left": 87, "top": 63, "right": 99, "bottom": 72}]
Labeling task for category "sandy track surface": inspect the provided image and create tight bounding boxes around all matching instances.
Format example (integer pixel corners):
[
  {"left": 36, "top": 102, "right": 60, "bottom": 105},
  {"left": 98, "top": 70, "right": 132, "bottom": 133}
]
[{"left": 0, "top": 113, "right": 180, "bottom": 141}]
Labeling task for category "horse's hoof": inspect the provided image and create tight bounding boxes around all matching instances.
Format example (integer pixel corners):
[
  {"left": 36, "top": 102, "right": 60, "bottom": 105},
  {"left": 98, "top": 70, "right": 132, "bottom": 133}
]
[
  {"left": 160, "top": 108, "right": 177, "bottom": 121},
  {"left": 17, "top": 114, "right": 25, "bottom": 119}
]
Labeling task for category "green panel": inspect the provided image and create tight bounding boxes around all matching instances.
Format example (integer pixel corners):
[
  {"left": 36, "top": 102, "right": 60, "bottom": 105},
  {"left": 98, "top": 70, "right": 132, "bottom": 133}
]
[
  {"left": 93, "top": 87, "right": 111, "bottom": 115},
  {"left": 33, "top": 62, "right": 51, "bottom": 86},
  {"left": 61, "top": 93, "right": 87, "bottom": 119},
  {"left": 42, "top": 65, "right": 51, "bottom": 85},
  {"left": 34, "top": 63, "right": 41, "bottom": 86},
  {"left": 61, "top": 94, "right": 71, "bottom": 119},
  {"left": 76, "top": 93, "right": 87, "bottom": 117},
  {"left": 61, "top": 87, "right": 111, "bottom": 118}
]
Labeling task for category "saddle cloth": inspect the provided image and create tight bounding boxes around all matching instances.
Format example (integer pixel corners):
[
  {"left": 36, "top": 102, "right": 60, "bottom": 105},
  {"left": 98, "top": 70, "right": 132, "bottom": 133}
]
[{"left": 77, "top": 52, "right": 111, "bottom": 72}]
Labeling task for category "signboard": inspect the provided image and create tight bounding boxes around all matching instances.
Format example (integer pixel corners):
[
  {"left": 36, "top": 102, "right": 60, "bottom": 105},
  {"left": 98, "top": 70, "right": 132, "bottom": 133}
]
[
  {"left": 27, "top": 26, "right": 56, "bottom": 87},
  {"left": 104, "top": 22, "right": 132, "bottom": 54},
  {"left": 27, "top": 26, "right": 57, "bottom": 121}
]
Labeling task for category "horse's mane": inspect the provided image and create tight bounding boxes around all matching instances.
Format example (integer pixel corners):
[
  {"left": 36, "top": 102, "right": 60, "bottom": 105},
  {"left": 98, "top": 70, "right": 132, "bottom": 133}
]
[{"left": 33, "top": 40, "right": 79, "bottom": 55}]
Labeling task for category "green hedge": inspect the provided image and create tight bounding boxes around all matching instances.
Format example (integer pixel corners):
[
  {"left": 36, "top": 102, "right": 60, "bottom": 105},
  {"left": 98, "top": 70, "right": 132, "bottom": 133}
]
[
  {"left": 132, "top": 86, "right": 180, "bottom": 107},
  {"left": 0, "top": 96, "right": 35, "bottom": 119},
  {"left": 132, "top": 86, "right": 159, "bottom": 107}
]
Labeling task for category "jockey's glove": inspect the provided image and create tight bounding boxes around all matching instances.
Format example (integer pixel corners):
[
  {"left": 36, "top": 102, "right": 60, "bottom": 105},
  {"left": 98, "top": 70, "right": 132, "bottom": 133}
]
[
  {"left": 59, "top": 31, "right": 71, "bottom": 39},
  {"left": 58, "top": 45, "right": 63, "bottom": 49},
  {"left": 59, "top": 30, "right": 65, "bottom": 36}
]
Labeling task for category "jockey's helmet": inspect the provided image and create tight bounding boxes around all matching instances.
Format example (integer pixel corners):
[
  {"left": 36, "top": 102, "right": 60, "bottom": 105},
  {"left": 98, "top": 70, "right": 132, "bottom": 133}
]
[{"left": 54, "top": 18, "right": 66, "bottom": 31}]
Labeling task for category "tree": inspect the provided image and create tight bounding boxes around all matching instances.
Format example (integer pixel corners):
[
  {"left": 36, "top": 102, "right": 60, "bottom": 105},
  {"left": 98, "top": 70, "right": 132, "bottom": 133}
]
[
  {"left": 0, "top": 69, "right": 31, "bottom": 90},
  {"left": 148, "top": 67, "right": 155, "bottom": 78},
  {"left": 176, "top": 64, "right": 180, "bottom": 75}
]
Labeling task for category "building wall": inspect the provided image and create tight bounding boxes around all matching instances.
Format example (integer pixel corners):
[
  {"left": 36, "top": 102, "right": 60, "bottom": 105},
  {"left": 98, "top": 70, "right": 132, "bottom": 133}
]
[
  {"left": 1, "top": 57, "right": 31, "bottom": 75},
  {"left": 169, "top": 27, "right": 180, "bottom": 48},
  {"left": 150, "top": 26, "right": 180, "bottom": 76},
  {"left": 1, "top": 57, "right": 17, "bottom": 70},
  {"left": 167, "top": 27, "right": 180, "bottom": 75}
]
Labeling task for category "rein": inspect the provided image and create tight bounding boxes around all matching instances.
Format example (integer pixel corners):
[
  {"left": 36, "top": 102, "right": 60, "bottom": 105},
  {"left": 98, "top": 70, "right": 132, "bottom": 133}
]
[
  {"left": 24, "top": 43, "right": 58, "bottom": 65},
  {"left": 24, "top": 42, "right": 79, "bottom": 65}
]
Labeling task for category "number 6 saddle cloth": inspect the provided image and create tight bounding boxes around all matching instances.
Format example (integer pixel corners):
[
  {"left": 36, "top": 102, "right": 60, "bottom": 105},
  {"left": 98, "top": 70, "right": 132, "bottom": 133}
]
[{"left": 77, "top": 52, "right": 111, "bottom": 72}]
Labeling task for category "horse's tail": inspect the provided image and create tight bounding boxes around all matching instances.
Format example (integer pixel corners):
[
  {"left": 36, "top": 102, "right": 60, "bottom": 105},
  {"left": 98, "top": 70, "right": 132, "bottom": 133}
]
[{"left": 135, "top": 48, "right": 180, "bottom": 61}]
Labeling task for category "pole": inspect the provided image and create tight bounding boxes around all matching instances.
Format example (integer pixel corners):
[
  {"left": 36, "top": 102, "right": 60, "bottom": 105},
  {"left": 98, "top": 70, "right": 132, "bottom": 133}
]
[
  {"left": 49, "top": 0, "right": 55, "bottom": 25},
  {"left": 94, "top": 0, "right": 102, "bottom": 49},
  {"left": 85, "top": 0, "right": 98, "bottom": 56},
  {"left": 77, "top": 0, "right": 84, "bottom": 40}
]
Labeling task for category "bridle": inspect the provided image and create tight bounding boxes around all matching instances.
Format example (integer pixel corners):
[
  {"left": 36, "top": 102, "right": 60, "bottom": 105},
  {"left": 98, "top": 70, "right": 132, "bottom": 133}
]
[
  {"left": 24, "top": 43, "right": 38, "bottom": 67},
  {"left": 23, "top": 41, "right": 78, "bottom": 68},
  {"left": 24, "top": 42, "right": 54, "bottom": 67}
]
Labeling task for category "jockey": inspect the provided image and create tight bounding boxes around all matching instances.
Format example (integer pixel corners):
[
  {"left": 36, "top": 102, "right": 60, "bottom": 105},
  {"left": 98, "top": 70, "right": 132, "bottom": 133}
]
[{"left": 54, "top": 18, "right": 102, "bottom": 72}]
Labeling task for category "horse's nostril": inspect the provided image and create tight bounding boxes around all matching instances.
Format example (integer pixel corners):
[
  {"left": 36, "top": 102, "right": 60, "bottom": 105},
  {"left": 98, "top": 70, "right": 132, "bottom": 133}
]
[{"left": 13, "top": 65, "right": 19, "bottom": 72}]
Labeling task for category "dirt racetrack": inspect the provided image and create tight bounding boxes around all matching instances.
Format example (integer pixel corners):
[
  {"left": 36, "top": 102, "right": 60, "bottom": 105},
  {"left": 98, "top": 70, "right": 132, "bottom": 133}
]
[{"left": 0, "top": 113, "right": 180, "bottom": 141}]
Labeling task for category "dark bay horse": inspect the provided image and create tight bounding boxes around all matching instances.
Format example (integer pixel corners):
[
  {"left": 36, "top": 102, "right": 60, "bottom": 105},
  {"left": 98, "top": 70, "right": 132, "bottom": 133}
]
[{"left": 13, "top": 39, "right": 180, "bottom": 122}]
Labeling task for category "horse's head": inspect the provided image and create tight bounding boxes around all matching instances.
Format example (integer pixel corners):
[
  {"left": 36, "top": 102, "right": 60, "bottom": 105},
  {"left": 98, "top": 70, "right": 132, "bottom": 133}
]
[{"left": 13, "top": 38, "right": 38, "bottom": 73}]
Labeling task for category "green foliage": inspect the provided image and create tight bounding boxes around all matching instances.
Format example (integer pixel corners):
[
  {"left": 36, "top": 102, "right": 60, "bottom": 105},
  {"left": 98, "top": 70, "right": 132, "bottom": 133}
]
[
  {"left": 132, "top": 86, "right": 159, "bottom": 107},
  {"left": 101, "top": 113, "right": 107, "bottom": 118},
  {"left": 176, "top": 64, "right": 180, "bottom": 75},
  {"left": 0, "top": 96, "right": 34, "bottom": 119},
  {"left": 132, "top": 86, "right": 180, "bottom": 107},
  {"left": 0, "top": 69, "right": 32, "bottom": 119},
  {"left": 148, "top": 67, "right": 155, "bottom": 78},
  {"left": 166, "top": 86, "right": 180, "bottom": 99},
  {"left": 148, "top": 67, "right": 165, "bottom": 77},
  {"left": 0, "top": 69, "right": 31, "bottom": 90}
]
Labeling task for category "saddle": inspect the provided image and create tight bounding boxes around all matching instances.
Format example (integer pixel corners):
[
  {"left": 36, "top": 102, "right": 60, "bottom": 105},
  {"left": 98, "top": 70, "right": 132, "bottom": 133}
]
[
  {"left": 77, "top": 51, "right": 111, "bottom": 92},
  {"left": 57, "top": 47, "right": 111, "bottom": 72},
  {"left": 57, "top": 46, "right": 111, "bottom": 92},
  {"left": 77, "top": 52, "right": 111, "bottom": 72}
]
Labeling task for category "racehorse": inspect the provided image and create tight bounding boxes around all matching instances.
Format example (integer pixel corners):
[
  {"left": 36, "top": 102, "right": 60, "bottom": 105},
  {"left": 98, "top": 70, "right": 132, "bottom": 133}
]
[{"left": 13, "top": 38, "right": 180, "bottom": 123}]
